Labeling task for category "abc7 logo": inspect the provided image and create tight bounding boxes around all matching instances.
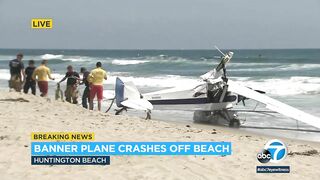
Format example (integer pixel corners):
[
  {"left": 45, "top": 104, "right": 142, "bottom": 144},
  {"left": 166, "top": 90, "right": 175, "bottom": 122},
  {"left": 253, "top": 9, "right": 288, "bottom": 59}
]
[{"left": 257, "top": 139, "right": 287, "bottom": 163}]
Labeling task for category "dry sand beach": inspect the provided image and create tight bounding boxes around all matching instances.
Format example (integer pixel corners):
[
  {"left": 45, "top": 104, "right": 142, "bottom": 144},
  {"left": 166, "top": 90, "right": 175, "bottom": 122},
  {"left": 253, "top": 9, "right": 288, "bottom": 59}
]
[{"left": 0, "top": 91, "right": 319, "bottom": 180}]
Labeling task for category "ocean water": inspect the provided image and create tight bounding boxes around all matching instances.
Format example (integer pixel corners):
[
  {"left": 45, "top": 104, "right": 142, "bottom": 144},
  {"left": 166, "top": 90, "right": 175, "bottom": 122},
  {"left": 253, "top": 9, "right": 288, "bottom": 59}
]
[{"left": 0, "top": 49, "right": 319, "bottom": 141}]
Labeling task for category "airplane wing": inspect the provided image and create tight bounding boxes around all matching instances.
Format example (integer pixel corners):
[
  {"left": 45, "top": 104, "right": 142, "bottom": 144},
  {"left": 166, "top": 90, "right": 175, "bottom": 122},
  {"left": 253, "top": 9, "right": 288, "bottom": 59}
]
[{"left": 228, "top": 80, "right": 320, "bottom": 129}]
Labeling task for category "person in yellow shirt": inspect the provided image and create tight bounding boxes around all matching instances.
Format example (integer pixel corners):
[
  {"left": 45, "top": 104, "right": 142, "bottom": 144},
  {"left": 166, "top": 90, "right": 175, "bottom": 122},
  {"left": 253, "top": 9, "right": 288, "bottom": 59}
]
[
  {"left": 88, "top": 62, "right": 107, "bottom": 111},
  {"left": 32, "top": 60, "right": 55, "bottom": 97}
]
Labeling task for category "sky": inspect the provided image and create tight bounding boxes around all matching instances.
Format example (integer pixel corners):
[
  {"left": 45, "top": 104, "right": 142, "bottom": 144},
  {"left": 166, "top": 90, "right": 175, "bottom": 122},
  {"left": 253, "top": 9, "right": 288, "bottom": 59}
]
[{"left": 0, "top": 0, "right": 319, "bottom": 49}]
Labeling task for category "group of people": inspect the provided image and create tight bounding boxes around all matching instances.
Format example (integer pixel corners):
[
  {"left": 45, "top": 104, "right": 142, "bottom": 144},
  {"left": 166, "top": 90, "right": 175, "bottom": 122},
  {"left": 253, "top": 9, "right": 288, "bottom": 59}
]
[{"left": 8, "top": 53, "right": 107, "bottom": 111}]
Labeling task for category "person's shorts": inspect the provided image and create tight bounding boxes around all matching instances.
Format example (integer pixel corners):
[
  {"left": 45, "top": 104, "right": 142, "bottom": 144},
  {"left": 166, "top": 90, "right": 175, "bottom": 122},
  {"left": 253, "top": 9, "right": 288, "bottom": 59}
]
[
  {"left": 65, "top": 85, "right": 78, "bottom": 99},
  {"left": 38, "top": 81, "right": 48, "bottom": 96},
  {"left": 9, "top": 74, "right": 22, "bottom": 92},
  {"left": 90, "top": 85, "right": 103, "bottom": 101}
]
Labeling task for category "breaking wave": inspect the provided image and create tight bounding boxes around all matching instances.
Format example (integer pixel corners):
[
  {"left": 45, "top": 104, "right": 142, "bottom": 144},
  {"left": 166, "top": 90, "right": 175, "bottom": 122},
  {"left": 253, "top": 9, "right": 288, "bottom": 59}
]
[
  {"left": 0, "top": 69, "right": 10, "bottom": 80},
  {"left": 233, "top": 76, "right": 320, "bottom": 96},
  {"left": 229, "top": 63, "right": 320, "bottom": 72},
  {"left": 105, "top": 74, "right": 320, "bottom": 96},
  {"left": 105, "top": 74, "right": 200, "bottom": 88},
  {"left": 112, "top": 60, "right": 150, "bottom": 65},
  {"left": 41, "top": 54, "right": 64, "bottom": 60},
  {"left": 0, "top": 67, "right": 319, "bottom": 96}
]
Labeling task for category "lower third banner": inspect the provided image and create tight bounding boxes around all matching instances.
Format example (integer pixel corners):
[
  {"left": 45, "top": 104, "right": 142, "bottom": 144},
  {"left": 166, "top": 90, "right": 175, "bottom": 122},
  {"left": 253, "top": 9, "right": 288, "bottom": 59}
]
[{"left": 31, "top": 156, "right": 110, "bottom": 165}]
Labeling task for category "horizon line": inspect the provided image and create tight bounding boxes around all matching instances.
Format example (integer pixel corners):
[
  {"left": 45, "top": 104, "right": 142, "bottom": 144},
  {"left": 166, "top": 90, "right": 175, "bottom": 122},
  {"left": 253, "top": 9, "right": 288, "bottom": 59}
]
[{"left": 0, "top": 47, "right": 320, "bottom": 51}]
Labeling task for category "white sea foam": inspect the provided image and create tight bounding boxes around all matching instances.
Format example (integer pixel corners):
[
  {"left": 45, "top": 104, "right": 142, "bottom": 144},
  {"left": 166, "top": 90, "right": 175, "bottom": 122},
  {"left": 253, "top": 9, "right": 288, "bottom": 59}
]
[
  {"left": 0, "top": 70, "right": 66, "bottom": 82},
  {"left": 107, "top": 75, "right": 320, "bottom": 96},
  {"left": 229, "top": 62, "right": 282, "bottom": 67},
  {"left": 61, "top": 56, "right": 94, "bottom": 62},
  {"left": 279, "top": 64, "right": 320, "bottom": 71},
  {"left": 105, "top": 74, "right": 200, "bottom": 88},
  {"left": 51, "top": 73, "right": 67, "bottom": 82},
  {"left": 232, "top": 76, "right": 320, "bottom": 96},
  {"left": 1, "top": 68, "right": 319, "bottom": 96},
  {"left": 230, "top": 63, "right": 320, "bottom": 72},
  {"left": 112, "top": 59, "right": 150, "bottom": 65},
  {"left": 41, "top": 54, "right": 64, "bottom": 60},
  {"left": 105, "top": 74, "right": 320, "bottom": 96},
  {"left": 0, "top": 69, "right": 10, "bottom": 80}
]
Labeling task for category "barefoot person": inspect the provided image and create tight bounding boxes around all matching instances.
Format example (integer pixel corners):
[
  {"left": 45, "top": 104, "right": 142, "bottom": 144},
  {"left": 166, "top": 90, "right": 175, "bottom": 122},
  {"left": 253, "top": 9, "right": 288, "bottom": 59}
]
[
  {"left": 57, "top": 65, "right": 80, "bottom": 104},
  {"left": 23, "top": 60, "right": 36, "bottom": 95},
  {"left": 9, "top": 53, "right": 25, "bottom": 92},
  {"left": 80, "top": 67, "right": 90, "bottom": 109},
  {"left": 88, "top": 62, "right": 107, "bottom": 111},
  {"left": 32, "top": 60, "right": 55, "bottom": 97}
]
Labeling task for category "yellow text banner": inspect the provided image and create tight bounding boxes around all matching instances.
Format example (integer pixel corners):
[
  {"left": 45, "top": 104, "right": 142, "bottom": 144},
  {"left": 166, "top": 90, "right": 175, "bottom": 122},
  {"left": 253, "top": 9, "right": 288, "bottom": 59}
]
[{"left": 31, "top": 132, "right": 95, "bottom": 141}]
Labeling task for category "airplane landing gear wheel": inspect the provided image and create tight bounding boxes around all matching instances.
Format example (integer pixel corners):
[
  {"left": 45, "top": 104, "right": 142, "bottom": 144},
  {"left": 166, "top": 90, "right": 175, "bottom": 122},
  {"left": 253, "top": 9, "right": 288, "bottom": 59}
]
[
  {"left": 193, "top": 111, "right": 211, "bottom": 122},
  {"left": 229, "top": 118, "right": 240, "bottom": 128}
]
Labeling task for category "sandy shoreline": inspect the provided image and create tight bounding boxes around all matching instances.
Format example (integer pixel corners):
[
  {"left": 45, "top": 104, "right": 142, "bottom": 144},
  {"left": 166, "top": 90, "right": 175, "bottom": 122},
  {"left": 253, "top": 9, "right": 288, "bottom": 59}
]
[{"left": 0, "top": 91, "right": 319, "bottom": 180}]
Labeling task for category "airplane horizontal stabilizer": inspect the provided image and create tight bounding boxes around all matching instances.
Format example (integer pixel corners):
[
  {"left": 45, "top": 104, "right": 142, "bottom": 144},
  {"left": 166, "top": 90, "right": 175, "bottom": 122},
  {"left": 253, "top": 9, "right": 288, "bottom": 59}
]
[
  {"left": 115, "top": 77, "right": 153, "bottom": 111},
  {"left": 121, "top": 99, "right": 153, "bottom": 111}
]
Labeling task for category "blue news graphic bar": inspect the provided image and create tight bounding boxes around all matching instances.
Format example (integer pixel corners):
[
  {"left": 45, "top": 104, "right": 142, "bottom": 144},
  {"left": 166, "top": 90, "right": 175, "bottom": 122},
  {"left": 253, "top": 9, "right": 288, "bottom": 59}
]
[
  {"left": 256, "top": 166, "right": 290, "bottom": 173},
  {"left": 31, "top": 142, "right": 232, "bottom": 156},
  {"left": 31, "top": 156, "right": 110, "bottom": 165}
]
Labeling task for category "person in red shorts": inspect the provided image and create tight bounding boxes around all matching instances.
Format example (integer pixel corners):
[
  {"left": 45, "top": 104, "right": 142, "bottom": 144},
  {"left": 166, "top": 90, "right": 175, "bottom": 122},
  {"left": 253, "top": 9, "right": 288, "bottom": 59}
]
[
  {"left": 88, "top": 62, "right": 107, "bottom": 111},
  {"left": 32, "top": 60, "right": 55, "bottom": 97}
]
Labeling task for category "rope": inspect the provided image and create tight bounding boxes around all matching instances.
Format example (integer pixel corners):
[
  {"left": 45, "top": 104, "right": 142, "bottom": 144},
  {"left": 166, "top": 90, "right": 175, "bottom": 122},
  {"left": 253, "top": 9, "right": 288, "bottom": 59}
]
[{"left": 105, "top": 97, "right": 115, "bottom": 113}]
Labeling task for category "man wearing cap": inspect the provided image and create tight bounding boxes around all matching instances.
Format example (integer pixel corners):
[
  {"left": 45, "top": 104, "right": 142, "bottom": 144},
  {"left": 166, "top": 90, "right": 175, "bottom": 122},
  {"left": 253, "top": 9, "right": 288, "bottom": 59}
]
[{"left": 9, "top": 53, "right": 25, "bottom": 92}]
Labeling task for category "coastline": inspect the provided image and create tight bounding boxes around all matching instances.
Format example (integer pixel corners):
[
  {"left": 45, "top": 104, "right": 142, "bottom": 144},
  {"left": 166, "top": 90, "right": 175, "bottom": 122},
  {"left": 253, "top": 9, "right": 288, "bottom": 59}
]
[{"left": 0, "top": 91, "right": 319, "bottom": 180}]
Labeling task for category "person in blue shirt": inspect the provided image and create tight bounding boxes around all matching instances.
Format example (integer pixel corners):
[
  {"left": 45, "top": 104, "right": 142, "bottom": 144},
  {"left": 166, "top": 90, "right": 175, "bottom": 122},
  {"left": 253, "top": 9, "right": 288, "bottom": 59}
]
[
  {"left": 80, "top": 67, "right": 91, "bottom": 109},
  {"left": 23, "top": 60, "right": 36, "bottom": 95},
  {"left": 9, "top": 53, "right": 25, "bottom": 92}
]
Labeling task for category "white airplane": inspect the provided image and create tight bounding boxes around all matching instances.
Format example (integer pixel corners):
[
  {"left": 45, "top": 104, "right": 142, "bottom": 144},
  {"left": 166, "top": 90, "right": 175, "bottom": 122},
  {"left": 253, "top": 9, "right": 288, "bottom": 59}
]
[{"left": 105, "top": 48, "right": 320, "bottom": 129}]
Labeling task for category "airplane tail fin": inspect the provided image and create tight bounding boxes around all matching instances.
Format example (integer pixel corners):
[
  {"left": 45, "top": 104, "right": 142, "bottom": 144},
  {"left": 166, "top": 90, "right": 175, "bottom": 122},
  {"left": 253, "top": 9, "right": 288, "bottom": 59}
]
[
  {"left": 115, "top": 77, "right": 153, "bottom": 111},
  {"left": 115, "top": 77, "right": 125, "bottom": 107}
]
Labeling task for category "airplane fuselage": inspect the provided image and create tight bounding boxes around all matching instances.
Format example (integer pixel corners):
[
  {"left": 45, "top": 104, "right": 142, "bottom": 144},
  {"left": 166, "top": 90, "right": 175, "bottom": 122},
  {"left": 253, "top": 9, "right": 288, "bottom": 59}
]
[{"left": 143, "top": 82, "right": 236, "bottom": 111}]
